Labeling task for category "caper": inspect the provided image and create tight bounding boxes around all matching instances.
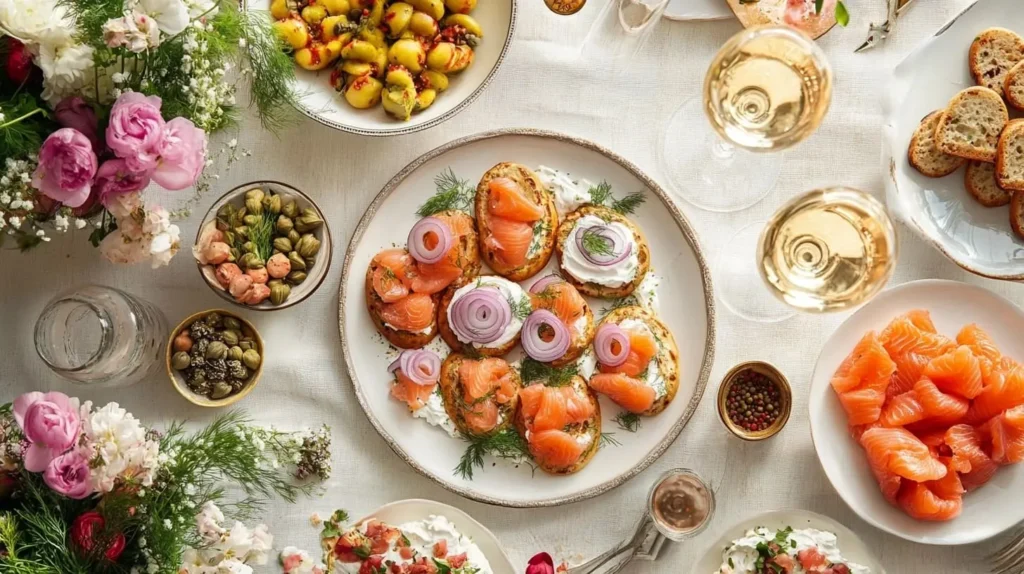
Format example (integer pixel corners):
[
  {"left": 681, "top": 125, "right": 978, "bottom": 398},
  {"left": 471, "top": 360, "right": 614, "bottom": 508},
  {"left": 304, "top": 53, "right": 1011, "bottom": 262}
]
[{"left": 171, "top": 351, "right": 191, "bottom": 371}]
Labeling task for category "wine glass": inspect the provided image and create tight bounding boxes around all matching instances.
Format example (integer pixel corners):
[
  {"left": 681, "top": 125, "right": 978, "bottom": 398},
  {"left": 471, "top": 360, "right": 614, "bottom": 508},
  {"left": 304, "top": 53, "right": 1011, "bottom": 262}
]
[
  {"left": 660, "top": 25, "right": 833, "bottom": 212},
  {"left": 717, "top": 187, "right": 898, "bottom": 323},
  {"left": 578, "top": 0, "right": 671, "bottom": 69}
]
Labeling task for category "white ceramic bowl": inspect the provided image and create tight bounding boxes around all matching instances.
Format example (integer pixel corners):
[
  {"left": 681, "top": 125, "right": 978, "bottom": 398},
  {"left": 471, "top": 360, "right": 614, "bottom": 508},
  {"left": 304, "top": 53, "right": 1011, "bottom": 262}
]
[
  {"left": 883, "top": 0, "right": 1024, "bottom": 280},
  {"left": 809, "top": 279, "right": 1024, "bottom": 545},
  {"left": 246, "top": 1, "right": 516, "bottom": 136}
]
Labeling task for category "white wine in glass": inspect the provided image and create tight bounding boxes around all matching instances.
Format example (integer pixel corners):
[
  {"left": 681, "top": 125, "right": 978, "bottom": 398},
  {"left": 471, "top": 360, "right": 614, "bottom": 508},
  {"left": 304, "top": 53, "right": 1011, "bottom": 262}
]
[{"left": 757, "top": 188, "right": 897, "bottom": 313}]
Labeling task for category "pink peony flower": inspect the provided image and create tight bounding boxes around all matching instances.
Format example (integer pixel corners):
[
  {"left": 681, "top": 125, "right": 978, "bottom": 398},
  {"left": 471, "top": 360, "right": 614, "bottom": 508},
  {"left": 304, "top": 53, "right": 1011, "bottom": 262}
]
[
  {"left": 152, "top": 117, "right": 206, "bottom": 190},
  {"left": 94, "top": 159, "right": 152, "bottom": 207},
  {"left": 31, "top": 128, "right": 98, "bottom": 208},
  {"left": 54, "top": 96, "right": 101, "bottom": 151},
  {"left": 105, "top": 91, "right": 165, "bottom": 173},
  {"left": 43, "top": 450, "right": 93, "bottom": 499},
  {"left": 12, "top": 392, "right": 81, "bottom": 473}
]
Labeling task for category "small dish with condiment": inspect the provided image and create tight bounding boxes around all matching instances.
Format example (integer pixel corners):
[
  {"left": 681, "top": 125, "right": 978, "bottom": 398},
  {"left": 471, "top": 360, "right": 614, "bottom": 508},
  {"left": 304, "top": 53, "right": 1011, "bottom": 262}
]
[
  {"left": 648, "top": 468, "right": 715, "bottom": 541},
  {"left": 166, "top": 310, "right": 264, "bottom": 407},
  {"left": 718, "top": 361, "right": 792, "bottom": 441}
]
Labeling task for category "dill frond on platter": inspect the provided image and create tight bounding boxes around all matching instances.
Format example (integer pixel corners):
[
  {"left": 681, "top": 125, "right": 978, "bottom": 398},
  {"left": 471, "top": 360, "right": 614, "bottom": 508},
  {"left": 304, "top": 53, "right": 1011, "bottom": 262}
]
[
  {"left": 418, "top": 168, "right": 475, "bottom": 217},
  {"left": 613, "top": 412, "right": 642, "bottom": 433},
  {"left": 519, "top": 358, "right": 578, "bottom": 387},
  {"left": 586, "top": 181, "right": 647, "bottom": 215},
  {"left": 454, "top": 428, "right": 531, "bottom": 480}
]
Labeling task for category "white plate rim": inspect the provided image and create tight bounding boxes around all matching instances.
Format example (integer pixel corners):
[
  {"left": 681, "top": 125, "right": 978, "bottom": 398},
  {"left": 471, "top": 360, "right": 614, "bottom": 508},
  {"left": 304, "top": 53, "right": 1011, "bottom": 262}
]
[
  {"left": 337, "top": 127, "right": 716, "bottom": 507},
  {"left": 808, "top": 278, "right": 1024, "bottom": 545},
  {"left": 243, "top": 0, "right": 518, "bottom": 137},
  {"left": 662, "top": 0, "right": 733, "bottom": 22}
]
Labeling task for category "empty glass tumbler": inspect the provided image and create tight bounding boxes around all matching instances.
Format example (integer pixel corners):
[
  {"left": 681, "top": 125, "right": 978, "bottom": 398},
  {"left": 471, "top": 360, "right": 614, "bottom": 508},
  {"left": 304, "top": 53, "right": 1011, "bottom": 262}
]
[{"left": 34, "top": 285, "right": 167, "bottom": 388}]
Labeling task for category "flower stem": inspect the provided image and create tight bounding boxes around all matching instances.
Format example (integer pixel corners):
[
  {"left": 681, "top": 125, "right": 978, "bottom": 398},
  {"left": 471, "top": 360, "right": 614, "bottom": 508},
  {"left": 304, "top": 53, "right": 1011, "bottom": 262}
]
[{"left": 0, "top": 108, "right": 44, "bottom": 130}]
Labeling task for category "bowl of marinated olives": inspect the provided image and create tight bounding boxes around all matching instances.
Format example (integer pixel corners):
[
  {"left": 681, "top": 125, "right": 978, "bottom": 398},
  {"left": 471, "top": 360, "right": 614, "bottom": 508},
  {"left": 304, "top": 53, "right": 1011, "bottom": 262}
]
[
  {"left": 167, "top": 310, "right": 265, "bottom": 407},
  {"left": 253, "top": 0, "right": 516, "bottom": 136}
]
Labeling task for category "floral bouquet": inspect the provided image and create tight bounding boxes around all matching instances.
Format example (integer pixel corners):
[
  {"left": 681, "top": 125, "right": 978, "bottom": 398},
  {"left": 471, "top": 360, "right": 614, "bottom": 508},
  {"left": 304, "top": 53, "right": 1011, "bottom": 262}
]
[
  {"left": 0, "top": 391, "right": 332, "bottom": 573},
  {"left": 0, "top": 0, "right": 297, "bottom": 265}
]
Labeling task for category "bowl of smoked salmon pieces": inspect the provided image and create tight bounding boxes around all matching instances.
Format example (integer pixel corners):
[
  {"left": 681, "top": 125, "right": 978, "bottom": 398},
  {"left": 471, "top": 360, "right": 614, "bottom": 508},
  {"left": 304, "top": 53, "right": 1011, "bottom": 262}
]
[{"left": 809, "top": 279, "right": 1024, "bottom": 545}]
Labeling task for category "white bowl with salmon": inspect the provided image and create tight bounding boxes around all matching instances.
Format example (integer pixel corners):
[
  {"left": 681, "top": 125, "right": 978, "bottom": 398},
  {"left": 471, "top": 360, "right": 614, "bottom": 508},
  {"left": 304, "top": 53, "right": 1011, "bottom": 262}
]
[{"left": 340, "top": 128, "right": 715, "bottom": 507}]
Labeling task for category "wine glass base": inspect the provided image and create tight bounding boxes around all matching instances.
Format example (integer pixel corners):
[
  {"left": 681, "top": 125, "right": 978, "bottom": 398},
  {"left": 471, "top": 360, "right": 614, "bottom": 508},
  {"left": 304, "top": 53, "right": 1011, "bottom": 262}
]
[
  {"left": 715, "top": 222, "right": 796, "bottom": 323},
  {"left": 659, "top": 98, "right": 783, "bottom": 213}
]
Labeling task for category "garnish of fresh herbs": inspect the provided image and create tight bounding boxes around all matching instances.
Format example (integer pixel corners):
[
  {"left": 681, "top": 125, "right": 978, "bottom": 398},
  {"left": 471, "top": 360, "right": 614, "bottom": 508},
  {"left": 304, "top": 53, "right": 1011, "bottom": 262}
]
[
  {"left": 455, "top": 428, "right": 531, "bottom": 480},
  {"left": 581, "top": 229, "right": 615, "bottom": 257},
  {"left": 319, "top": 508, "right": 349, "bottom": 539},
  {"left": 600, "top": 432, "right": 621, "bottom": 448},
  {"left": 815, "top": 0, "right": 850, "bottom": 27},
  {"left": 417, "top": 168, "right": 475, "bottom": 217},
  {"left": 587, "top": 181, "right": 646, "bottom": 216},
  {"left": 613, "top": 411, "right": 642, "bottom": 432},
  {"left": 600, "top": 294, "right": 640, "bottom": 317},
  {"left": 508, "top": 295, "right": 532, "bottom": 322},
  {"left": 519, "top": 357, "right": 578, "bottom": 387}
]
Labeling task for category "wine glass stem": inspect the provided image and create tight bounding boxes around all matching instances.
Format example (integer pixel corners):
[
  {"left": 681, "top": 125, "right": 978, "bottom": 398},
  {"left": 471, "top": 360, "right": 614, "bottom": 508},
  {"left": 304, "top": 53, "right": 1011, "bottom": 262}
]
[{"left": 711, "top": 139, "right": 736, "bottom": 161}]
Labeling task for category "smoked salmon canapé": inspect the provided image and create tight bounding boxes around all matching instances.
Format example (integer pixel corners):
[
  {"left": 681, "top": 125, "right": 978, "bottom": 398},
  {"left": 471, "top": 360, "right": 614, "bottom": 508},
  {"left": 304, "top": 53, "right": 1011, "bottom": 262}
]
[
  {"left": 522, "top": 275, "right": 595, "bottom": 367},
  {"left": 475, "top": 163, "right": 559, "bottom": 282},
  {"left": 830, "top": 309, "right": 1024, "bottom": 522},
  {"left": 438, "top": 353, "right": 522, "bottom": 438},
  {"left": 514, "top": 376, "right": 602, "bottom": 475},
  {"left": 584, "top": 306, "right": 679, "bottom": 417},
  {"left": 438, "top": 276, "right": 533, "bottom": 357},
  {"left": 555, "top": 205, "right": 651, "bottom": 299}
]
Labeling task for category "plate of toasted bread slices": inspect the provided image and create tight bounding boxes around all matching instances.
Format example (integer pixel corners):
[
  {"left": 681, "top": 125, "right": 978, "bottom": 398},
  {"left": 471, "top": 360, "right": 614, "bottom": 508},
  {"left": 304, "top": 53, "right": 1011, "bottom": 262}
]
[
  {"left": 884, "top": 0, "right": 1024, "bottom": 280},
  {"left": 339, "top": 129, "right": 714, "bottom": 507}
]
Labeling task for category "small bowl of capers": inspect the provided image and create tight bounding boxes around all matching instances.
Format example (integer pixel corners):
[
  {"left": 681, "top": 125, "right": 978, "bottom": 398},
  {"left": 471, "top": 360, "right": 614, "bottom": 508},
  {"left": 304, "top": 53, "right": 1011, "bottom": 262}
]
[
  {"left": 194, "top": 181, "right": 333, "bottom": 311},
  {"left": 167, "top": 310, "right": 265, "bottom": 407}
]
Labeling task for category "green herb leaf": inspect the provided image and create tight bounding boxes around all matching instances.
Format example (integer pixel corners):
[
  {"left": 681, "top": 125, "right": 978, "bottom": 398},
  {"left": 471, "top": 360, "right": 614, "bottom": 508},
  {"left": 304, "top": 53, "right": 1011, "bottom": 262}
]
[
  {"left": 519, "top": 359, "right": 578, "bottom": 387},
  {"left": 814, "top": 0, "right": 824, "bottom": 13},
  {"left": 600, "top": 295, "right": 640, "bottom": 317},
  {"left": 613, "top": 412, "right": 642, "bottom": 432},
  {"left": 587, "top": 181, "right": 613, "bottom": 206},
  {"left": 455, "top": 428, "right": 531, "bottom": 480},
  {"left": 835, "top": 0, "right": 850, "bottom": 26},
  {"left": 508, "top": 295, "right": 533, "bottom": 322},
  {"left": 353, "top": 545, "right": 372, "bottom": 559},
  {"left": 728, "top": 557, "right": 735, "bottom": 568},
  {"left": 581, "top": 229, "right": 615, "bottom": 257},
  {"left": 418, "top": 168, "right": 475, "bottom": 217},
  {"left": 433, "top": 558, "right": 453, "bottom": 574},
  {"left": 610, "top": 192, "right": 646, "bottom": 215},
  {"left": 599, "top": 432, "right": 621, "bottom": 447}
]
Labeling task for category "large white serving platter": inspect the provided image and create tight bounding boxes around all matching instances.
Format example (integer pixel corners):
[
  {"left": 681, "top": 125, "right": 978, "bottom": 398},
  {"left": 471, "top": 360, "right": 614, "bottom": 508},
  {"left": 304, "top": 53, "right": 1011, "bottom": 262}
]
[
  {"left": 246, "top": 0, "right": 515, "bottom": 136},
  {"left": 690, "top": 509, "right": 887, "bottom": 574},
  {"left": 351, "top": 499, "right": 515, "bottom": 574},
  {"left": 883, "top": 0, "right": 1024, "bottom": 280},
  {"left": 664, "top": 0, "right": 732, "bottom": 22},
  {"left": 339, "top": 129, "right": 714, "bottom": 507},
  {"left": 809, "top": 279, "right": 1024, "bottom": 545}
]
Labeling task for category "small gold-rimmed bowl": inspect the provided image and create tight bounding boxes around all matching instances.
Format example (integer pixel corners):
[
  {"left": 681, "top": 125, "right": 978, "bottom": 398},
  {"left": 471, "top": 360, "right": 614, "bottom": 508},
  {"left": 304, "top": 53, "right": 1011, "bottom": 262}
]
[
  {"left": 717, "top": 361, "right": 792, "bottom": 441},
  {"left": 166, "top": 310, "right": 264, "bottom": 408}
]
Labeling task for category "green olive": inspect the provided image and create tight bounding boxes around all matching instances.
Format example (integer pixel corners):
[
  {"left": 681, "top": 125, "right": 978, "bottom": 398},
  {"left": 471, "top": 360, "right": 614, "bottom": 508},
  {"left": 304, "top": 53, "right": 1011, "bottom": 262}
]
[
  {"left": 384, "top": 2, "right": 414, "bottom": 38},
  {"left": 294, "top": 44, "right": 336, "bottom": 70},
  {"left": 344, "top": 75, "right": 383, "bottom": 109},
  {"left": 320, "top": 15, "right": 350, "bottom": 41},
  {"left": 427, "top": 42, "right": 474, "bottom": 73},
  {"left": 341, "top": 59, "right": 373, "bottom": 76},
  {"left": 359, "top": 26, "right": 387, "bottom": 50},
  {"left": 442, "top": 13, "right": 482, "bottom": 37},
  {"left": 382, "top": 85, "right": 416, "bottom": 120},
  {"left": 388, "top": 39, "right": 426, "bottom": 74},
  {"left": 364, "top": 0, "right": 385, "bottom": 26}
]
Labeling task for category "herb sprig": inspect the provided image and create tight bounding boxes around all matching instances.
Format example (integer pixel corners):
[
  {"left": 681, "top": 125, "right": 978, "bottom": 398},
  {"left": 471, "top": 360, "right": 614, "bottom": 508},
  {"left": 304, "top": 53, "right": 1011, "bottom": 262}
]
[
  {"left": 508, "top": 295, "right": 532, "bottom": 322},
  {"left": 455, "top": 428, "right": 531, "bottom": 480},
  {"left": 613, "top": 412, "right": 642, "bottom": 432},
  {"left": 418, "top": 168, "right": 475, "bottom": 217},
  {"left": 600, "top": 433, "right": 621, "bottom": 448},
  {"left": 519, "top": 358, "right": 578, "bottom": 387},
  {"left": 586, "top": 181, "right": 647, "bottom": 215},
  {"left": 581, "top": 229, "right": 615, "bottom": 257},
  {"left": 600, "top": 295, "right": 640, "bottom": 317}
]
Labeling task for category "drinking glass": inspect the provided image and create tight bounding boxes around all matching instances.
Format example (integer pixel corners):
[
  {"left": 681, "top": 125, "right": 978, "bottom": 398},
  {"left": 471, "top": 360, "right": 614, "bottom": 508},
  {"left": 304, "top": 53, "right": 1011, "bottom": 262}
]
[
  {"left": 34, "top": 285, "right": 168, "bottom": 387},
  {"left": 579, "top": 0, "right": 671, "bottom": 69},
  {"left": 647, "top": 468, "right": 715, "bottom": 541},
  {"left": 717, "top": 187, "right": 898, "bottom": 323},
  {"left": 660, "top": 25, "right": 833, "bottom": 212}
]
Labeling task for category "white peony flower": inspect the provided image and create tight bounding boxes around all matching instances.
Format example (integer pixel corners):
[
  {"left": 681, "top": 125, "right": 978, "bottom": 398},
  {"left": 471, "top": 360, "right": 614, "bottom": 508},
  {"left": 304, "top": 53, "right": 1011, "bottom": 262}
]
[
  {"left": 139, "top": 0, "right": 189, "bottom": 35},
  {"left": 0, "top": 0, "right": 72, "bottom": 44},
  {"left": 195, "top": 501, "right": 226, "bottom": 543},
  {"left": 215, "top": 559, "right": 253, "bottom": 574},
  {"left": 80, "top": 402, "right": 160, "bottom": 493},
  {"left": 36, "top": 41, "right": 95, "bottom": 105},
  {"left": 247, "top": 524, "right": 273, "bottom": 565}
]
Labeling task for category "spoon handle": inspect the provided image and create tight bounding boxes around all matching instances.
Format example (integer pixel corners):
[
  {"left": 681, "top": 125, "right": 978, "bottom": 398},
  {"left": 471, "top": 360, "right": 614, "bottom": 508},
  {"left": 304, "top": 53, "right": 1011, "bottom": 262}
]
[{"left": 566, "top": 515, "right": 659, "bottom": 574}]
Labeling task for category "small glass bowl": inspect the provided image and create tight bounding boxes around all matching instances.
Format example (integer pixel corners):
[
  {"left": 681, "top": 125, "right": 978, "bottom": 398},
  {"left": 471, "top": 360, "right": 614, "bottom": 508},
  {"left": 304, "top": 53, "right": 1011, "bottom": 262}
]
[
  {"left": 717, "top": 361, "right": 792, "bottom": 441},
  {"left": 647, "top": 468, "right": 716, "bottom": 541}
]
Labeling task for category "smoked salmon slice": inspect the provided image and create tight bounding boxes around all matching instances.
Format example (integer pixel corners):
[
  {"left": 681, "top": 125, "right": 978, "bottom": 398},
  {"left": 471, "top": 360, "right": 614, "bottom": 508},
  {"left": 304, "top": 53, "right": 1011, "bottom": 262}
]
[
  {"left": 887, "top": 351, "right": 931, "bottom": 400},
  {"left": 410, "top": 259, "right": 463, "bottom": 295},
  {"left": 860, "top": 427, "right": 948, "bottom": 482},
  {"left": 372, "top": 249, "right": 415, "bottom": 301},
  {"left": 380, "top": 293, "right": 434, "bottom": 331},
  {"left": 914, "top": 378, "right": 970, "bottom": 422},
  {"left": 528, "top": 429, "right": 585, "bottom": 469},
  {"left": 599, "top": 328, "right": 658, "bottom": 378},
  {"left": 956, "top": 324, "right": 1002, "bottom": 365},
  {"left": 589, "top": 373, "right": 656, "bottom": 414},
  {"left": 986, "top": 405, "right": 1024, "bottom": 465},
  {"left": 880, "top": 316, "right": 956, "bottom": 362},
  {"left": 906, "top": 309, "right": 939, "bottom": 334},
  {"left": 831, "top": 332, "right": 896, "bottom": 394},
  {"left": 390, "top": 371, "right": 435, "bottom": 411},
  {"left": 373, "top": 266, "right": 410, "bottom": 303},
  {"left": 945, "top": 424, "right": 999, "bottom": 490},
  {"left": 966, "top": 359, "right": 1024, "bottom": 424},
  {"left": 897, "top": 481, "right": 963, "bottom": 522},
  {"left": 487, "top": 177, "right": 544, "bottom": 222},
  {"left": 486, "top": 216, "right": 533, "bottom": 268},
  {"left": 881, "top": 390, "right": 926, "bottom": 428},
  {"left": 530, "top": 280, "right": 586, "bottom": 326},
  {"left": 463, "top": 399, "right": 499, "bottom": 435},
  {"left": 519, "top": 384, "right": 596, "bottom": 432},
  {"left": 923, "top": 346, "right": 984, "bottom": 400},
  {"left": 459, "top": 358, "right": 513, "bottom": 402}
]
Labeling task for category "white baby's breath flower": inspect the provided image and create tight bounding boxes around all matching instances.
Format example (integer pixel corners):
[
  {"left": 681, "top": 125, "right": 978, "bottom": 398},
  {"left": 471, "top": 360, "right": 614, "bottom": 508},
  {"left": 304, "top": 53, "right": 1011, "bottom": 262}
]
[
  {"left": 7, "top": 216, "right": 21, "bottom": 228},
  {"left": 74, "top": 218, "right": 87, "bottom": 229}
]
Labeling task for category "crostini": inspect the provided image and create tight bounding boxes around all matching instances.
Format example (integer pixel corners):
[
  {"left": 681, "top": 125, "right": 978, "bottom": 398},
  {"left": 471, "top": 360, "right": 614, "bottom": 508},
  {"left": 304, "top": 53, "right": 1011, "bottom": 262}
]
[
  {"left": 586, "top": 305, "right": 679, "bottom": 416},
  {"left": 475, "top": 162, "right": 558, "bottom": 281},
  {"left": 523, "top": 274, "right": 595, "bottom": 367},
  {"left": 437, "top": 275, "right": 532, "bottom": 357},
  {"left": 555, "top": 205, "right": 650, "bottom": 299},
  {"left": 515, "top": 376, "right": 601, "bottom": 475},
  {"left": 439, "top": 352, "right": 522, "bottom": 437}
]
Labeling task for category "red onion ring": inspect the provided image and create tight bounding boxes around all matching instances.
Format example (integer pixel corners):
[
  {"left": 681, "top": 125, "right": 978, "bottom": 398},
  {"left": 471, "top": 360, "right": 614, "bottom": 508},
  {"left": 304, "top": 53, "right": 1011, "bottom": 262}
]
[
  {"left": 522, "top": 310, "right": 571, "bottom": 362},
  {"left": 574, "top": 223, "right": 632, "bottom": 266},
  {"left": 449, "top": 287, "right": 512, "bottom": 345},
  {"left": 529, "top": 274, "right": 563, "bottom": 294},
  {"left": 594, "top": 323, "right": 630, "bottom": 367},
  {"left": 408, "top": 217, "right": 453, "bottom": 264},
  {"left": 387, "top": 350, "right": 441, "bottom": 386}
]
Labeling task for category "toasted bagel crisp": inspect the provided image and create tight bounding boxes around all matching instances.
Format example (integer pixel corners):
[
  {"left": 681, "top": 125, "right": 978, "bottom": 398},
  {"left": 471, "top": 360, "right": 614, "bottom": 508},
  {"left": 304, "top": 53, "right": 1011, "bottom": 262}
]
[
  {"left": 439, "top": 352, "right": 521, "bottom": 438},
  {"left": 597, "top": 306, "right": 680, "bottom": 416},
  {"left": 475, "top": 162, "right": 558, "bottom": 281},
  {"left": 437, "top": 276, "right": 526, "bottom": 357},
  {"left": 513, "top": 376, "right": 601, "bottom": 476},
  {"left": 555, "top": 205, "right": 651, "bottom": 299},
  {"left": 364, "top": 259, "right": 438, "bottom": 350},
  {"left": 431, "top": 209, "right": 483, "bottom": 281}
]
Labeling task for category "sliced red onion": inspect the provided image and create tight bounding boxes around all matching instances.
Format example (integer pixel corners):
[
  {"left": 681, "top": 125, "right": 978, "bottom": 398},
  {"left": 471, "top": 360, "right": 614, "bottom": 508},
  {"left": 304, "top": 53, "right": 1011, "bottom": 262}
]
[
  {"left": 522, "top": 310, "right": 571, "bottom": 362},
  {"left": 387, "top": 350, "right": 441, "bottom": 386},
  {"left": 449, "top": 287, "right": 512, "bottom": 345},
  {"left": 408, "top": 216, "right": 453, "bottom": 264},
  {"left": 529, "top": 274, "right": 563, "bottom": 294},
  {"left": 595, "top": 323, "right": 630, "bottom": 367},
  {"left": 575, "top": 224, "right": 632, "bottom": 266}
]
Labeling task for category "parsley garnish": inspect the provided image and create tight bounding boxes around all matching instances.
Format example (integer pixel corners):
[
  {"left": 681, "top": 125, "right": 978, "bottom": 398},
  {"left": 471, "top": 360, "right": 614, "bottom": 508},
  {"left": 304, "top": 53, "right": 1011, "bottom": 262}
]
[
  {"left": 613, "top": 412, "right": 642, "bottom": 432},
  {"left": 455, "top": 428, "right": 531, "bottom": 480},
  {"left": 433, "top": 559, "right": 452, "bottom": 574},
  {"left": 417, "top": 168, "right": 475, "bottom": 216},
  {"left": 586, "top": 181, "right": 647, "bottom": 215},
  {"left": 519, "top": 359, "right": 578, "bottom": 387}
]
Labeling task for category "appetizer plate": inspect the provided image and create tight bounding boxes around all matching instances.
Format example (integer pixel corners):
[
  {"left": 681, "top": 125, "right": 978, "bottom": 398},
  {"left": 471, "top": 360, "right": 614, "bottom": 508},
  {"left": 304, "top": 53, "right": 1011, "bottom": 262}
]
[
  {"left": 809, "top": 279, "right": 1024, "bottom": 545},
  {"left": 883, "top": 0, "right": 1024, "bottom": 280},
  {"left": 340, "top": 129, "right": 714, "bottom": 507},
  {"left": 690, "top": 509, "right": 886, "bottom": 574},
  {"left": 726, "top": 0, "right": 837, "bottom": 39},
  {"left": 354, "top": 499, "right": 515, "bottom": 574},
  {"left": 664, "top": 0, "right": 732, "bottom": 22},
  {"left": 245, "top": 0, "right": 516, "bottom": 137}
]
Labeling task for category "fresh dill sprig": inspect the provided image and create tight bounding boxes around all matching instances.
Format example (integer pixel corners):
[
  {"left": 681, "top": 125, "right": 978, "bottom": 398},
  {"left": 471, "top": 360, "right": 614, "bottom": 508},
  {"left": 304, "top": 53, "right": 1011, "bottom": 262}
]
[
  {"left": 613, "top": 412, "right": 642, "bottom": 433},
  {"left": 240, "top": 8, "right": 301, "bottom": 133},
  {"left": 588, "top": 181, "right": 613, "bottom": 206},
  {"left": 418, "top": 168, "right": 475, "bottom": 216},
  {"left": 248, "top": 213, "right": 276, "bottom": 262},
  {"left": 611, "top": 192, "right": 646, "bottom": 215},
  {"left": 519, "top": 358, "right": 578, "bottom": 387},
  {"left": 600, "top": 295, "right": 640, "bottom": 317},
  {"left": 508, "top": 295, "right": 532, "bottom": 322},
  {"left": 585, "top": 181, "right": 646, "bottom": 215},
  {"left": 600, "top": 433, "right": 621, "bottom": 448},
  {"left": 581, "top": 229, "right": 615, "bottom": 257},
  {"left": 454, "top": 428, "right": 531, "bottom": 480}
]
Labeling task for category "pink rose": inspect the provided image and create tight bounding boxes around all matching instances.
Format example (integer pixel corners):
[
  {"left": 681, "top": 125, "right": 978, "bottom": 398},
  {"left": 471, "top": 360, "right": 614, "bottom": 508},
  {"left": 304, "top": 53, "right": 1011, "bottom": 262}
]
[
  {"left": 55, "top": 97, "right": 101, "bottom": 151},
  {"left": 526, "top": 553, "right": 566, "bottom": 574},
  {"left": 152, "top": 117, "right": 206, "bottom": 190},
  {"left": 94, "top": 159, "right": 152, "bottom": 207},
  {"left": 12, "top": 392, "right": 81, "bottom": 473},
  {"left": 31, "top": 128, "right": 98, "bottom": 208},
  {"left": 105, "top": 91, "right": 165, "bottom": 173},
  {"left": 71, "top": 511, "right": 126, "bottom": 561},
  {"left": 43, "top": 450, "right": 93, "bottom": 499}
]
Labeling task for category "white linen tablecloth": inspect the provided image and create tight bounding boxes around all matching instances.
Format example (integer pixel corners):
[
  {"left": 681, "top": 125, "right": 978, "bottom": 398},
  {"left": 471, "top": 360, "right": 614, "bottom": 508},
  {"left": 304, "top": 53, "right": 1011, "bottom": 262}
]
[{"left": 0, "top": 1, "right": 1007, "bottom": 571}]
